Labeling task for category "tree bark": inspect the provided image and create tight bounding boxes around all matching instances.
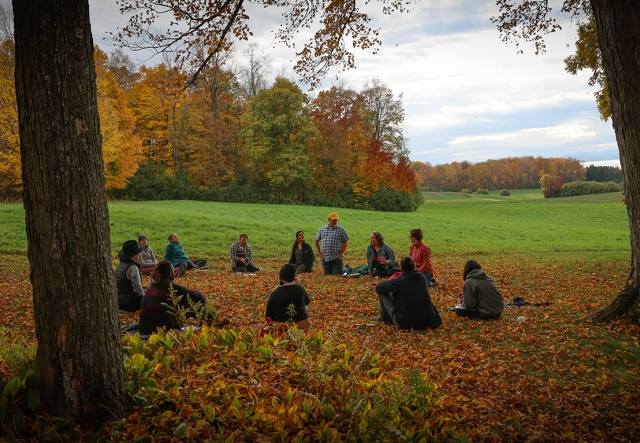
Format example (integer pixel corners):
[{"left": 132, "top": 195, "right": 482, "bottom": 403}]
[
  {"left": 591, "top": 0, "right": 640, "bottom": 325},
  {"left": 13, "top": 0, "right": 128, "bottom": 417}
]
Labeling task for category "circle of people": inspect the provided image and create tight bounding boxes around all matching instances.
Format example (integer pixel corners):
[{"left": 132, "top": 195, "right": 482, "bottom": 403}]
[{"left": 116, "top": 212, "right": 504, "bottom": 335}]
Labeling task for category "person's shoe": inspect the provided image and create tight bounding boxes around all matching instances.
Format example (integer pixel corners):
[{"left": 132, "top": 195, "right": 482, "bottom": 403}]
[
  {"left": 376, "top": 316, "right": 383, "bottom": 322},
  {"left": 445, "top": 307, "right": 456, "bottom": 312},
  {"left": 214, "top": 317, "right": 231, "bottom": 327}
]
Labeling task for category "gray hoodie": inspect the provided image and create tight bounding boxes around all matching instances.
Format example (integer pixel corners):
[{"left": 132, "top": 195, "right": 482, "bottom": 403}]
[{"left": 460, "top": 268, "right": 504, "bottom": 318}]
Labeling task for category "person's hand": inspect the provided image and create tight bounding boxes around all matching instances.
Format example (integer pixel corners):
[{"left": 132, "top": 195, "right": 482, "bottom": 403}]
[
  {"left": 318, "top": 251, "right": 324, "bottom": 259},
  {"left": 458, "top": 292, "right": 463, "bottom": 301},
  {"left": 380, "top": 256, "right": 388, "bottom": 265}
]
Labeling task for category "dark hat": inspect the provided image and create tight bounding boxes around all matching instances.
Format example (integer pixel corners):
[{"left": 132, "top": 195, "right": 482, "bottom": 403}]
[
  {"left": 138, "top": 234, "right": 147, "bottom": 242},
  {"left": 118, "top": 240, "right": 145, "bottom": 260},
  {"left": 279, "top": 264, "right": 296, "bottom": 283}
]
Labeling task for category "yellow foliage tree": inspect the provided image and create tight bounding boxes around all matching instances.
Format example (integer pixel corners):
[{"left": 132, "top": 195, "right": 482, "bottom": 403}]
[
  {"left": 95, "top": 47, "right": 142, "bottom": 190},
  {"left": 0, "top": 38, "right": 21, "bottom": 196}
]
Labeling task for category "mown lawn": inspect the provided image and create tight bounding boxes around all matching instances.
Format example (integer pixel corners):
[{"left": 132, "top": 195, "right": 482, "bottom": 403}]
[{"left": 1, "top": 191, "right": 638, "bottom": 441}]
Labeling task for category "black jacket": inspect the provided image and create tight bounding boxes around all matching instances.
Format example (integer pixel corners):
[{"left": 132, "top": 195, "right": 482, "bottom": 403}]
[
  {"left": 375, "top": 270, "right": 442, "bottom": 330},
  {"left": 289, "top": 241, "right": 315, "bottom": 272}
]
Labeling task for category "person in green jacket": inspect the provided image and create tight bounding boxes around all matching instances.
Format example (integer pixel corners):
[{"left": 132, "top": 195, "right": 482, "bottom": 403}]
[{"left": 164, "top": 232, "right": 207, "bottom": 276}]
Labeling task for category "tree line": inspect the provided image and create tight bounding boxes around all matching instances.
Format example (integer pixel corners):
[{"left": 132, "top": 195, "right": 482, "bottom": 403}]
[
  {"left": 411, "top": 156, "right": 587, "bottom": 192},
  {"left": 0, "top": 40, "right": 420, "bottom": 209}
]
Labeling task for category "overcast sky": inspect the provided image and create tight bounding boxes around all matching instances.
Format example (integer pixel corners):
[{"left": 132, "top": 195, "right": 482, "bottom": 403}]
[{"left": 89, "top": 0, "right": 619, "bottom": 167}]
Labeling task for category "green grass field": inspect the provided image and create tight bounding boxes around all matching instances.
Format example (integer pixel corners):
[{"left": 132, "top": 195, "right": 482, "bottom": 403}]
[{"left": 0, "top": 188, "right": 630, "bottom": 265}]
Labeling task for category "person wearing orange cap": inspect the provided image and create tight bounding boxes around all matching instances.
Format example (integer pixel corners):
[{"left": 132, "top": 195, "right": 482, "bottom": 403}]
[{"left": 315, "top": 212, "right": 349, "bottom": 275}]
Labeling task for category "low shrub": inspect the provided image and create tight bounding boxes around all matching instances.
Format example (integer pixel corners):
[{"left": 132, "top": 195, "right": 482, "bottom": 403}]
[
  {"left": 461, "top": 189, "right": 472, "bottom": 194},
  {"left": 500, "top": 189, "right": 510, "bottom": 196},
  {"left": 560, "top": 180, "right": 622, "bottom": 197},
  {"left": 368, "top": 187, "right": 420, "bottom": 212},
  {"left": 113, "top": 327, "right": 462, "bottom": 442},
  {"left": 475, "top": 188, "right": 489, "bottom": 194}
]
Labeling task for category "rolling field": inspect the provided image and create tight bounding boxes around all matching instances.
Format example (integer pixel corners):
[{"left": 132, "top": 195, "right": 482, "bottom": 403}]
[
  {"left": 0, "top": 188, "right": 630, "bottom": 264},
  {"left": 1, "top": 190, "right": 639, "bottom": 441}
]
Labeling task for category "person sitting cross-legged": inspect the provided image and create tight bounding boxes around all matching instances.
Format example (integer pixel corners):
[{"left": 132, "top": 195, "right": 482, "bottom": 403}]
[
  {"left": 453, "top": 260, "right": 504, "bottom": 320},
  {"left": 374, "top": 255, "right": 442, "bottom": 330},
  {"left": 265, "top": 264, "right": 312, "bottom": 332},
  {"left": 139, "top": 261, "right": 229, "bottom": 334},
  {"left": 229, "top": 233, "right": 260, "bottom": 273}
]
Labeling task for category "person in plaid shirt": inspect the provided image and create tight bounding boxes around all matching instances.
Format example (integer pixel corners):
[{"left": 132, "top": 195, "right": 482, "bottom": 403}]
[
  {"left": 229, "top": 233, "right": 260, "bottom": 273},
  {"left": 315, "top": 212, "right": 349, "bottom": 275}
]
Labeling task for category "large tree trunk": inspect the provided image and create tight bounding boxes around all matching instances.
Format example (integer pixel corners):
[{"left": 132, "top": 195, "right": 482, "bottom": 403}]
[
  {"left": 591, "top": 0, "right": 640, "bottom": 324},
  {"left": 13, "top": 0, "right": 128, "bottom": 417}
]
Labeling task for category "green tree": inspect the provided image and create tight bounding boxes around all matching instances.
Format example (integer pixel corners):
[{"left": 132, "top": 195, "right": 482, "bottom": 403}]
[{"left": 240, "top": 77, "right": 320, "bottom": 199}]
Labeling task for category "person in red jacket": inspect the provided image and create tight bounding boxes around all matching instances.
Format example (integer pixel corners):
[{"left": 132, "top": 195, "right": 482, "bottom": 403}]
[{"left": 409, "top": 228, "right": 435, "bottom": 285}]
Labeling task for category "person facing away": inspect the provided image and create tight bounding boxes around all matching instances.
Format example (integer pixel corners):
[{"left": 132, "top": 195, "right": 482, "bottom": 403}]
[
  {"left": 139, "top": 260, "right": 208, "bottom": 334},
  {"left": 409, "top": 228, "right": 435, "bottom": 284},
  {"left": 454, "top": 260, "right": 504, "bottom": 320},
  {"left": 265, "top": 264, "right": 312, "bottom": 331},
  {"left": 229, "top": 233, "right": 260, "bottom": 273},
  {"left": 289, "top": 230, "right": 315, "bottom": 273},
  {"left": 137, "top": 234, "right": 158, "bottom": 275},
  {"left": 164, "top": 232, "right": 206, "bottom": 275},
  {"left": 367, "top": 231, "right": 399, "bottom": 278},
  {"left": 375, "top": 255, "right": 442, "bottom": 330},
  {"left": 315, "top": 212, "right": 349, "bottom": 275},
  {"left": 116, "top": 240, "right": 145, "bottom": 312}
]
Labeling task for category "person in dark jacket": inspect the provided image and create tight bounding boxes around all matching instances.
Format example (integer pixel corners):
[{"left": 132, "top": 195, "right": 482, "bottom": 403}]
[
  {"left": 454, "top": 260, "right": 504, "bottom": 320},
  {"left": 139, "top": 261, "right": 229, "bottom": 334},
  {"left": 289, "top": 231, "right": 315, "bottom": 273},
  {"left": 375, "top": 255, "right": 442, "bottom": 330},
  {"left": 116, "top": 240, "right": 145, "bottom": 312},
  {"left": 265, "top": 264, "right": 312, "bottom": 331}
]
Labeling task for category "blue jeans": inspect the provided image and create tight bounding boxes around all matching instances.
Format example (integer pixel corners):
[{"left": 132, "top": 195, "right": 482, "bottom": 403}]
[
  {"left": 322, "top": 258, "right": 343, "bottom": 275},
  {"left": 422, "top": 272, "right": 433, "bottom": 284}
]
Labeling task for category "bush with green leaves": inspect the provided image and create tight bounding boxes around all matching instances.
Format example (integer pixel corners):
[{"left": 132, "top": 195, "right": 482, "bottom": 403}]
[
  {"left": 560, "top": 180, "right": 622, "bottom": 197},
  {"left": 113, "top": 326, "right": 462, "bottom": 442},
  {"left": 500, "top": 189, "right": 510, "bottom": 196},
  {"left": 368, "top": 187, "right": 420, "bottom": 212},
  {"left": 475, "top": 188, "right": 489, "bottom": 194}
]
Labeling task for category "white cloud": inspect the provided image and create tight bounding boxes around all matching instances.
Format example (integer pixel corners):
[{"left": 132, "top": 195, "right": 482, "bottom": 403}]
[{"left": 88, "top": 0, "right": 616, "bottom": 164}]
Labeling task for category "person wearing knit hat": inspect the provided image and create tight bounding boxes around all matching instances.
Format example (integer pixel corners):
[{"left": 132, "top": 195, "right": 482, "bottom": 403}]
[
  {"left": 265, "top": 264, "right": 312, "bottom": 331},
  {"left": 315, "top": 211, "right": 349, "bottom": 275},
  {"left": 136, "top": 234, "right": 158, "bottom": 275}
]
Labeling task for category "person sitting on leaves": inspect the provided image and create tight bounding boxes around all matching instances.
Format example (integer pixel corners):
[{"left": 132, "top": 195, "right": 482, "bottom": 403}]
[
  {"left": 230, "top": 233, "right": 260, "bottom": 273},
  {"left": 164, "top": 232, "right": 207, "bottom": 276},
  {"left": 116, "top": 240, "right": 145, "bottom": 313},
  {"left": 137, "top": 234, "right": 158, "bottom": 275},
  {"left": 367, "top": 231, "right": 399, "bottom": 278},
  {"left": 265, "top": 264, "right": 311, "bottom": 332},
  {"left": 139, "top": 260, "right": 229, "bottom": 334},
  {"left": 375, "top": 255, "right": 442, "bottom": 331},
  {"left": 453, "top": 260, "right": 504, "bottom": 320}
]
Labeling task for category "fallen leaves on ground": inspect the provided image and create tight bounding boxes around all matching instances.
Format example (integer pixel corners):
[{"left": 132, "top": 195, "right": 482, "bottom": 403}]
[{"left": 1, "top": 254, "right": 639, "bottom": 441}]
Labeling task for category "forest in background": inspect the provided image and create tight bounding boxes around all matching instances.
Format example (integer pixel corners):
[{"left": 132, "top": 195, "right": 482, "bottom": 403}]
[{"left": 0, "top": 38, "right": 621, "bottom": 208}]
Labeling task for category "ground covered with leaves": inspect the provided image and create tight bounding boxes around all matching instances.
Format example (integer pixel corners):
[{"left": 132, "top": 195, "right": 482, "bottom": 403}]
[{"left": 1, "top": 253, "right": 639, "bottom": 442}]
